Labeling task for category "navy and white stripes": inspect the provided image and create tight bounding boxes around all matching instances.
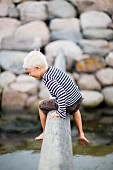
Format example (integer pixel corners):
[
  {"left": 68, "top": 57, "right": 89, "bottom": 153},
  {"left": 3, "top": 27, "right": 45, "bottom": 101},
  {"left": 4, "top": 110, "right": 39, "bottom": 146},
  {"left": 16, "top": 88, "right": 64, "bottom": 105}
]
[{"left": 42, "top": 66, "right": 82, "bottom": 118}]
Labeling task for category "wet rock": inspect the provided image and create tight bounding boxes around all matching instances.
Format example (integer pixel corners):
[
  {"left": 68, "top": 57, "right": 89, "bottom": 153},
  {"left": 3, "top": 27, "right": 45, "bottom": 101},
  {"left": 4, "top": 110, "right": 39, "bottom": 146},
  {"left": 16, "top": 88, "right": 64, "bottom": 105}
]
[
  {"left": 47, "top": 0, "right": 77, "bottom": 19},
  {"left": 0, "top": 71, "right": 16, "bottom": 88},
  {"left": 96, "top": 68, "right": 113, "bottom": 86},
  {"left": 80, "top": 11, "right": 112, "bottom": 30},
  {"left": 81, "top": 90, "right": 104, "bottom": 107},
  {"left": 69, "top": 0, "right": 113, "bottom": 15},
  {"left": 50, "top": 18, "right": 82, "bottom": 43},
  {"left": 102, "top": 87, "right": 113, "bottom": 106},
  {"left": 106, "top": 52, "right": 113, "bottom": 67},
  {"left": 0, "top": 50, "right": 28, "bottom": 74},
  {"left": 83, "top": 29, "right": 113, "bottom": 40},
  {"left": 1, "top": 87, "right": 28, "bottom": 114},
  {"left": 76, "top": 57, "right": 106, "bottom": 73},
  {"left": 10, "top": 82, "right": 38, "bottom": 95},
  {"left": 0, "top": 18, "right": 21, "bottom": 46},
  {"left": 17, "top": 1, "right": 47, "bottom": 22},
  {"left": 14, "top": 21, "right": 50, "bottom": 46},
  {"left": 79, "top": 39, "right": 110, "bottom": 56},
  {"left": 45, "top": 40, "right": 82, "bottom": 60},
  {"left": 78, "top": 74, "right": 101, "bottom": 90}
]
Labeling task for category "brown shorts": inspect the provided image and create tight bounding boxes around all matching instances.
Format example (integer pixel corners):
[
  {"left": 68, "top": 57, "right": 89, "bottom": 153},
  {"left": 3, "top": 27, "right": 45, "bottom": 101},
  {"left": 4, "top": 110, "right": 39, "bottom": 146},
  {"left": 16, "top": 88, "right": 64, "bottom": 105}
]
[{"left": 39, "top": 97, "right": 84, "bottom": 115}]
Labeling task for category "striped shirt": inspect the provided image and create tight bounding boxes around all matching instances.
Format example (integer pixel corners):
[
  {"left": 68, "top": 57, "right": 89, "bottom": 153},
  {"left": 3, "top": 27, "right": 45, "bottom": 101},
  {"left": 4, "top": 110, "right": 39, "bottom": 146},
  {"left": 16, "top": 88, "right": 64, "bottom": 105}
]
[{"left": 42, "top": 66, "right": 82, "bottom": 118}]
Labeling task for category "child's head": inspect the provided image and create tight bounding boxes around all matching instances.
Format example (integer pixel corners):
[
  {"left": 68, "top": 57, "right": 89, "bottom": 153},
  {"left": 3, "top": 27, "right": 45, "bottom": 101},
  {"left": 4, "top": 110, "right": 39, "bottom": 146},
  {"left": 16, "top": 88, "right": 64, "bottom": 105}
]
[
  {"left": 23, "top": 51, "right": 48, "bottom": 79},
  {"left": 23, "top": 50, "right": 48, "bottom": 69}
]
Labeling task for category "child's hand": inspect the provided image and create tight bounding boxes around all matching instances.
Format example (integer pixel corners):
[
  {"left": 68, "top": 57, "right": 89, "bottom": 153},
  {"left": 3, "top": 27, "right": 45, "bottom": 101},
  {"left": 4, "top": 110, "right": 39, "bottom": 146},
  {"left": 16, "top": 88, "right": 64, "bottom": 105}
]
[{"left": 50, "top": 112, "right": 60, "bottom": 119}]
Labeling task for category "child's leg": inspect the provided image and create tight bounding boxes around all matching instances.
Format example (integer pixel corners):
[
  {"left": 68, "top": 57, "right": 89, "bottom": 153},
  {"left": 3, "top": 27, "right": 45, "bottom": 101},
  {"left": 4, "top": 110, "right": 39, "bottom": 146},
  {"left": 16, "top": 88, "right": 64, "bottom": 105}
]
[
  {"left": 35, "top": 108, "right": 46, "bottom": 140},
  {"left": 73, "top": 110, "right": 89, "bottom": 145}
]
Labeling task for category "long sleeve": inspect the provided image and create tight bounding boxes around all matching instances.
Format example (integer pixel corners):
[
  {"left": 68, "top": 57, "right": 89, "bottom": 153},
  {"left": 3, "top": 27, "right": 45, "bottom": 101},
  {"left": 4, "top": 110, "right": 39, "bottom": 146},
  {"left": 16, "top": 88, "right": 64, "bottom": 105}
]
[{"left": 45, "top": 78, "right": 67, "bottom": 119}]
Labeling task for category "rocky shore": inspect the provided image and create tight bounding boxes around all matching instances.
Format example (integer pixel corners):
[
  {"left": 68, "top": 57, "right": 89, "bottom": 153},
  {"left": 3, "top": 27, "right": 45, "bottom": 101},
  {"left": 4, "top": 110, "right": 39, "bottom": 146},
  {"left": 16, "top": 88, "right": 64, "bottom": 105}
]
[{"left": 0, "top": 0, "right": 113, "bottom": 115}]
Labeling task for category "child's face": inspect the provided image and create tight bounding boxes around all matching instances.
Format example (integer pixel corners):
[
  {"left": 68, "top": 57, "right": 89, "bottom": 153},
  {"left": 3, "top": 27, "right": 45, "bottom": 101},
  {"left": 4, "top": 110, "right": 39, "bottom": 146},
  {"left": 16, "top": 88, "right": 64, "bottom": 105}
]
[{"left": 25, "top": 66, "right": 43, "bottom": 80}]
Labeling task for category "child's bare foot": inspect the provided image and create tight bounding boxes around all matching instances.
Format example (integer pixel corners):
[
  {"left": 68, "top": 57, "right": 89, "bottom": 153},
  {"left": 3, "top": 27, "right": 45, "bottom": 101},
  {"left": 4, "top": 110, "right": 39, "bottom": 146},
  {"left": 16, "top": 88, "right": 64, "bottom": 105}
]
[
  {"left": 79, "top": 133, "right": 89, "bottom": 145},
  {"left": 35, "top": 133, "right": 44, "bottom": 141}
]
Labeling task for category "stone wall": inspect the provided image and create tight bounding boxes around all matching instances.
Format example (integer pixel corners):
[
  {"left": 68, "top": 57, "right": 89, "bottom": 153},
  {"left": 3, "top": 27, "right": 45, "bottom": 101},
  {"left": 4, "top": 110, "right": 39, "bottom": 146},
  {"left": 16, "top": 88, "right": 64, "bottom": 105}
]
[{"left": 0, "top": 0, "right": 113, "bottom": 114}]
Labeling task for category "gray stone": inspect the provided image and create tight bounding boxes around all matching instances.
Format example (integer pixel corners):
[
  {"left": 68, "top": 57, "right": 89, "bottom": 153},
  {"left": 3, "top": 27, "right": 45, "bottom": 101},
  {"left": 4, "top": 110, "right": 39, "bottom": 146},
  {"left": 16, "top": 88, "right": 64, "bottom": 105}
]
[
  {"left": 96, "top": 68, "right": 113, "bottom": 86},
  {"left": 80, "top": 11, "right": 112, "bottom": 29},
  {"left": 68, "top": 0, "right": 113, "bottom": 15},
  {"left": 0, "top": 18, "right": 21, "bottom": 46},
  {"left": 78, "top": 74, "right": 101, "bottom": 90},
  {"left": 83, "top": 29, "right": 113, "bottom": 40},
  {"left": 106, "top": 52, "right": 113, "bottom": 67},
  {"left": 10, "top": 82, "right": 38, "bottom": 95},
  {"left": 16, "top": 74, "right": 39, "bottom": 85},
  {"left": 8, "top": 5, "right": 19, "bottom": 18},
  {"left": 0, "top": 50, "right": 28, "bottom": 74},
  {"left": 39, "top": 87, "right": 50, "bottom": 100},
  {"left": 79, "top": 39, "right": 110, "bottom": 56},
  {"left": 0, "top": 0, "right": 14, "bottom": 17},
  {"left": 14, "top": 21, "right": 50, "bottom": 46},
  {"left": 1, "top": 36, "right": 42, "bottom": 51},
  {"left": 45, "top": 40, "right": 82, "bottom": 61},
  {"left": 50, "top": 18, "right": 82, "bottom": 43},
  {"left": 81, "top": 90, "right": 104, "bottom": 107},
  {"left": 0, "top": 71, "right": 16, "bottom": 88},
  {"left": 1, "top": 87, "right": 28, "bottom": 114},
  {"left": 47, "top": 0, "right": 76, "bottom": 19},
  {"left": 102, "top": 86, "right": 113, "bottom": 106},
  {"left": 17, "top": 1, "right": 47, "bottom": 22}
]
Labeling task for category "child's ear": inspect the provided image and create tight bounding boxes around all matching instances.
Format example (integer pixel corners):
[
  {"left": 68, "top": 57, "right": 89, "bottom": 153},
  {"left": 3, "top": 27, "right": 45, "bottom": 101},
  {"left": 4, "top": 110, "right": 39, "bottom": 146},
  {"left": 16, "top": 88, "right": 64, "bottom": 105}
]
[{"left": 35, "top": 66, "right": 41, "bottom": 70}]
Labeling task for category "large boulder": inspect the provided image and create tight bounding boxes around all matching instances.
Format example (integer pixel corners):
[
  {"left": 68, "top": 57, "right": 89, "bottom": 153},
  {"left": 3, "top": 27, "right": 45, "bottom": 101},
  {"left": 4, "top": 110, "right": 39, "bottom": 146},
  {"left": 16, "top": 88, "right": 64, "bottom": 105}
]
[
  {"left": 14, "top": 21, "right": 50, "bottom": 46},
  {"left": 77, "top": 74, "right": 101, "bottom": 90},
  {"left": 16, "top": 74, "right": 39, "bottom": 84},
  {"left": 69, "top": 0, "right": 113, "bottom": 15},
  {"left": 79, "top": 39, "right": 110, "bottom": 56},
  {"left": 0, "top": 0, "right": 14, "bottom": 17},
  {"left": 47, "top": 0, "right": 77, "bottom": 19},
  {"left": 81, "top": 90, "right": 104, "bottom": 107},
  {"left": 1, "top": 87, "right": 28, "bottom": 114},
  {"left": 0, "top": 18, "right": 21, "bottom": 46},
  {"left": 83, "top": 29, "right": 113, "bottom": 40},
  {"left": 0, "top": 50, "right": 28, "bottom": 74},
  {"left": 102, "top": 87, "right": 113, "bottom": 106},
  {"left": 96, "top": 68, "right": 113, "bottom": 86},
  {"left": 0, "top": 71, "right": 16, "bottom": 88},
  {"left": 80, "top": 11, "right": 112, "bottom": 29},
  {"left": 17, "top": 1, "right": 48, "bottom": 22},
  {"left": 49, "top": 18, "right": 82, "bottom": 43},
  {"left": 45, "top": 40, "right": 82, "bottom": 60}
]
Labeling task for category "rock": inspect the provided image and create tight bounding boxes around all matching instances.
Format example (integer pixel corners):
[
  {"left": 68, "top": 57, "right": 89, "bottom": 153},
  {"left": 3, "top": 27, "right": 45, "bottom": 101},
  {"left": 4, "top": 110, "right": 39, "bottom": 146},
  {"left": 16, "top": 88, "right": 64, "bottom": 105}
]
[
  {"left": 16, "top": 74, "right": 39, "bottom": 85},
  {"left": 26, "top": 95, "right": 39, "bottom": 114},
  {"left": 69, "top": 0, "right": 113, "bottom": 15},
  {"left": 17, "top": 1, "right": 47, "bottom": 22},
  {"left": 81, "top": 90, "right": 104, "bottom": 107},
  {"left": 72, "top": 72, "right": 80, "bottom": 82},
  {"left": 14, "top": 21, "right": 50, "bottom": 46},
  {"left": 100, "top": 116, "right": 113, "bottom": 124},
  {"left": 106, "top": 52, "right": 113, "bottom": 67},
  {"left": 0, "top": 50, "right": 28, "bottom": 74},
  {"left": 78, "top": 74, "right": 101, "bottom": 90},
  {"left": 1, "top": 87, "right": 28, "bottom": 114},
  {"left": 45, "top": 40, "right": 82, "bottom": 60},
  {"left": 1, "top": 36, "right": 42, "bottom": 51},
  {"left": 102, "top": 86, "right": 113, "bottom": 106},
  {"left": 8, "top": 5, "right": 19, "bottom": 18},
  {"left": 83, "top": 29, "right": 113, "bottom": 40},
  {"left": 79, "top": 39, "right": 110, "bottom": 57},
  {"left": 76, "top": 57, "right": 106, "bottom": 73},
  {"left": 10, "top": 82, "right": 38, "bottom": 95},
  {"left": 80, "top": 11, "right": 112, "bottom": 29},
  {"left": 49, "top": 18, "right": 82, "bottom": 43},
  {"left": 0, "top": 71, "right": 16, "bottom": 88},
  {"left": 0, "top": 18, "right": 21, "bottom": 46},
  {"left": 96, "top": 68, "right": 113, "bottom": 86},
  {"left": 0, "top": 0, "right": 14, "bottom": 17},
  {"left": 39, "top": 87, "right": 50, "bottom": 99},
  {"left": 109, "top": 41, "right": 113, "bottom": 50},
  {"left": 47, "top": 0, "right": 77, "bottom": 19}
]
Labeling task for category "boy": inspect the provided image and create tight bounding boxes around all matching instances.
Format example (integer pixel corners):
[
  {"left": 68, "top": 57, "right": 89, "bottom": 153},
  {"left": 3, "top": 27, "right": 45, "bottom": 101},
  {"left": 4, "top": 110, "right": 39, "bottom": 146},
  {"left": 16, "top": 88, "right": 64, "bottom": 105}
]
[{"left": 23, "top": 51, "right": 89, "bottom": 145}]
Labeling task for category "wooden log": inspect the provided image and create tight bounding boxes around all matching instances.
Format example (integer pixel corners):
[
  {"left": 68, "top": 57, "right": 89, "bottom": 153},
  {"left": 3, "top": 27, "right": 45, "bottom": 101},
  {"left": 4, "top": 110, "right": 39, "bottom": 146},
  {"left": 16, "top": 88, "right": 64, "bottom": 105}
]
[{"left": 38, "top": 112, "right": 74, "bottom": 170}]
